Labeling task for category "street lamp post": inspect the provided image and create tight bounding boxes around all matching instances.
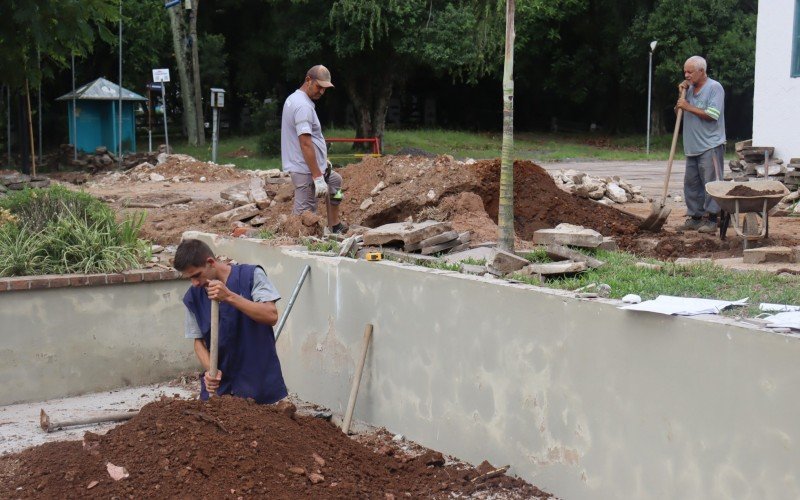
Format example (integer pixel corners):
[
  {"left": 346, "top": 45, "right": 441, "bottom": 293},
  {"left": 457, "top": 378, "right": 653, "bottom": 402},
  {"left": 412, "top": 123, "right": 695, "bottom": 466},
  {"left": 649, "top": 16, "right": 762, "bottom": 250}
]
[{"left": 646, "top": 40, "right": 657, "bottom": 155}]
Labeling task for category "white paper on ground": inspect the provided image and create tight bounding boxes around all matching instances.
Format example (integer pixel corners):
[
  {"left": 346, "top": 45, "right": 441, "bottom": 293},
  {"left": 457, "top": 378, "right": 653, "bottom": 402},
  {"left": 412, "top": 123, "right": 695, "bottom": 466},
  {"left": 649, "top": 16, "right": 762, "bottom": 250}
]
[
  {"left": 620, "top": 295, "right": 749, "bottom": 316},
  {"left": 759, "top": 303, "right": 800, "bottom": 312},
  {"left": 764, "top": 311, "right": 800, "bottom": 331}
]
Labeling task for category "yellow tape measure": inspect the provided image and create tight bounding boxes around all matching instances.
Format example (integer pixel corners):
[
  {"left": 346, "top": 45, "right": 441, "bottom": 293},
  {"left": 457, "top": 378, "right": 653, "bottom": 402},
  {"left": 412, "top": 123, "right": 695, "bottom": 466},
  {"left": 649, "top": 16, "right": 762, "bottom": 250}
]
[{"left": 365, "top": 251, "right": 383, "bottom": 261}]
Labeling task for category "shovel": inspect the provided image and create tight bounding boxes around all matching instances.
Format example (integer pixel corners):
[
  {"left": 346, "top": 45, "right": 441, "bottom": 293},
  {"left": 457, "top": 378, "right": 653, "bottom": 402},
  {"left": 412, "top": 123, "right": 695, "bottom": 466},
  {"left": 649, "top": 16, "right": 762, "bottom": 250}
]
[{"left": 640, "top": 86, "right": 687, "bottom": 232}]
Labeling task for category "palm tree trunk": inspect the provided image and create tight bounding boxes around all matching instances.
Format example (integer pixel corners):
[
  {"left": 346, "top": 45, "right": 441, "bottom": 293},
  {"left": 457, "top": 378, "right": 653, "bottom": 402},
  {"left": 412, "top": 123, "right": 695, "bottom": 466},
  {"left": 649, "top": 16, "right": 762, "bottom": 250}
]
[
  {"left": 189, "top": 0, "right": 205, "bottom": 146},
  {"left": 498, "top": 0, "right": 515, "bottom": 251}
]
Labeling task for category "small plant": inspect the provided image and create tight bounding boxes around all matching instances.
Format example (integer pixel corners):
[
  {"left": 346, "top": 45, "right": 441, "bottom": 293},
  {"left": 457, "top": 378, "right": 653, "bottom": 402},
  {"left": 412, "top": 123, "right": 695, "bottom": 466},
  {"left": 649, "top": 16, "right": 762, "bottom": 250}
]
[
  {"left": 521, "top": 247, "right": 550, "bottom": 263},
  {"left": 301, "top": 238, "right": 340, "bottom": 253},
  {"left": 461, "top": 257, "right": 487, "bottom": 266},
  {"left": 258, "top": 228, "right": 276, "bottom": 240},
  {"left": 0, "top": 207, "right": 17, "bottom": 226},
  {"left": 0, "top": 186, "right": 150, "bottom": 277}
]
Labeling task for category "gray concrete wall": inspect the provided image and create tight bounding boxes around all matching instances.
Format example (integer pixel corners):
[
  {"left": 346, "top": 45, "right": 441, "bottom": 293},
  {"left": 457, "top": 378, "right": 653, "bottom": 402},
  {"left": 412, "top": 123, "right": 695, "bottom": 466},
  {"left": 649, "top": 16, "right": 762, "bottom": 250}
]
[
  {"left": 0, "top": 280, "right": 195, "bottom": 405},
  {"left": 193, "top": 233, "right": 800, "bottom": 500}
]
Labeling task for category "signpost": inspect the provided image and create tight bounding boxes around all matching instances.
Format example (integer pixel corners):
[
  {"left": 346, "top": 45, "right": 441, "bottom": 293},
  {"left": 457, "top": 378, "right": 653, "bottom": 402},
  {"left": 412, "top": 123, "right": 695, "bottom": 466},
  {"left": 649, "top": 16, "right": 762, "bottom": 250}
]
[
  {"left": 210, "top": 88, "right": 225, "bottom": 164},
  {"left": 152, "top": 69, "right": 171, "bottom": 151},
  {"left": 164, "top": 0, "right": 180, "bottom": 8}
]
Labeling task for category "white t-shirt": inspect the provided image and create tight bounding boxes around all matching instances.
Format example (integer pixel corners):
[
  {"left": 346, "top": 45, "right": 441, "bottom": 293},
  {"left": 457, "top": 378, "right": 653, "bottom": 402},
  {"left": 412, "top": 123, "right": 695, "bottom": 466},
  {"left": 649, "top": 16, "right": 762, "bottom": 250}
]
[
  {"left": 280, "top": 89, "right": 328, "bottom": 175},
  {"left": 183, "top": 267, "right": 281, "bottom": 339}
]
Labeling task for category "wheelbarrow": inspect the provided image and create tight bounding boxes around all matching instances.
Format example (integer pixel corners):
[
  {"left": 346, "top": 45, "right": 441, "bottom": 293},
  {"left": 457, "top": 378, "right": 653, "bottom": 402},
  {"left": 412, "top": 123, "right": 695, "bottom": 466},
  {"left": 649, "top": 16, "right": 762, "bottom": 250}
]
[{"left": 705, "top": 180, "right": 789, "bottom": 250}]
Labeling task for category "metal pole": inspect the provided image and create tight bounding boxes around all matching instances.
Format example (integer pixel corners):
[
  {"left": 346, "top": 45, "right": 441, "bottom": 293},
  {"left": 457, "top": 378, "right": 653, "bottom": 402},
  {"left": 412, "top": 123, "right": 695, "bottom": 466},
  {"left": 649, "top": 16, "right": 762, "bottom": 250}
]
[
  {"left": 147, "top": 87, "right": 152, "bottom": 153},
  {"left": 118, "top": 0, "right": 123, "bottom": 168},
  {"left": 37, "top": 47, "right": 42, "bottom": 165},
  {"left": 274, "top": 265, "right": 311, "bottom": 341},
  {"left": 5, "top": 85, "right": 10, "bottom": 166},
  {"left": 211, "top": 106, "right": 218, "bottom": 163},
  {"left": 161, "top": 83, "right": 169, "bottom": 152},
  {"left": 71, "top": 54, "right": 77, "bottom": 160},
  {"left": 646, "top": 50, "right": 653, "bottom": 156}
]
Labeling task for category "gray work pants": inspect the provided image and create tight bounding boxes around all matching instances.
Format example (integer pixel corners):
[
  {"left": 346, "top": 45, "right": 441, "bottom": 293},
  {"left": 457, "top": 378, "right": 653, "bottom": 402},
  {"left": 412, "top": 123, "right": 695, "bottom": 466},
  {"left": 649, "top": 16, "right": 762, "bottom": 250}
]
[
  {"left": 290, "top": 170, "right": 343, "bottom": 215},
  {"left": 684, "top": 144, "right": 725, "bottom": 218}
]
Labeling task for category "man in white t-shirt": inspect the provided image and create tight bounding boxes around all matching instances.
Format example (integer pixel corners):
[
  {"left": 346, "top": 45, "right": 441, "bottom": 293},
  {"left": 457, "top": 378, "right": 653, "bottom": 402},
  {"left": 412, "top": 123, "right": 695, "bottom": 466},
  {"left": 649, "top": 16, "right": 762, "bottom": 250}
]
[{"left": 280, "top": 65, "right": 345, "bottom": 233}]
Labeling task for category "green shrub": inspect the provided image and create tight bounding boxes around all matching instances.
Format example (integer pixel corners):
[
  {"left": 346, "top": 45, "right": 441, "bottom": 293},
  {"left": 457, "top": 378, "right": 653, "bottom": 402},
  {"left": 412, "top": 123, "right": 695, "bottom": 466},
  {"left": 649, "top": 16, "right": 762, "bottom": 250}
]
[
  {"left": 257, "top": 129, "right": 281, "bottom": 156},
  {"left": 0, "top": 187, "right": 150, "bottom": 277}
]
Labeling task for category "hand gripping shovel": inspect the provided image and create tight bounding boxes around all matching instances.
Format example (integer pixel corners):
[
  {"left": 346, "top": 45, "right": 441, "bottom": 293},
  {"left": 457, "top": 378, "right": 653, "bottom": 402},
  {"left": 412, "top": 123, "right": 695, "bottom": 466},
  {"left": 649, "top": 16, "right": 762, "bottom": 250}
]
[{"left": 640, "top": 86, "right": 687, "bottom": 232}]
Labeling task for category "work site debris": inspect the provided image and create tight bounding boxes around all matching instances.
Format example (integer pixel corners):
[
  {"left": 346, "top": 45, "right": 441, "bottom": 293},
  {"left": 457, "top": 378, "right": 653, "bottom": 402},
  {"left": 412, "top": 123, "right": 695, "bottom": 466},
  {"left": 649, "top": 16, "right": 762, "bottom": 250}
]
[
  {"left": 0, "top": 396, "right": 550, "bottom": 499},
  {"left": 89, "top": 153, "right": 248, "bottom": 186},
  {"left": 742, "top": 246, "right": 799, "bottom": 264},
  {"left": 549, "top": 169, "right": 647, "bottom": 204},
  {"left": 730, "top": 140, "right": 799, "bottom": 190},
  {"left": 532, "top": 223, "right": 605, "bottom": 248}
]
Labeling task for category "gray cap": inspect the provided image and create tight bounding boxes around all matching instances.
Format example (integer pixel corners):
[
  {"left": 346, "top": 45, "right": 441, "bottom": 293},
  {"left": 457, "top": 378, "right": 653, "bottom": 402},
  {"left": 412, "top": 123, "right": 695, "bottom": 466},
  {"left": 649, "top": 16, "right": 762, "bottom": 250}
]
[{"left": 307, "top": 65, "right": 334, "bottom": 88}]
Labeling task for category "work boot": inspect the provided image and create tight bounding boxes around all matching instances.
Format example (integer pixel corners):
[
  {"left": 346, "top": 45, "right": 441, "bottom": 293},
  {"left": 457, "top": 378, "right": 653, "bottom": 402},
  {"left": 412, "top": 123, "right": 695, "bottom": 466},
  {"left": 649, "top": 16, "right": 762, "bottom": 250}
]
[
  {"left": 680, "top": 217, "right": 703, "bottom": 231},
  {"left": 331, "top": 222, "right": 348, "bottom": 234},
  {"left": 697, "top": 219, "right": 718, "bottom": 234}
]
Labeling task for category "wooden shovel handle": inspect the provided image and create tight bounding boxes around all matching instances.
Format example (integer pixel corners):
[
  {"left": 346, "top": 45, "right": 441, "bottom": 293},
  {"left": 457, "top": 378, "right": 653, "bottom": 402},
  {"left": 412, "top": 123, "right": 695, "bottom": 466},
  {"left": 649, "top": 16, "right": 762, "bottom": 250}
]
[
  {"left": 209, "top": 301, "right": 220, "bottom": 380},
  {"left": 661, "top": 87, "right": 687, "bottom": 201}
]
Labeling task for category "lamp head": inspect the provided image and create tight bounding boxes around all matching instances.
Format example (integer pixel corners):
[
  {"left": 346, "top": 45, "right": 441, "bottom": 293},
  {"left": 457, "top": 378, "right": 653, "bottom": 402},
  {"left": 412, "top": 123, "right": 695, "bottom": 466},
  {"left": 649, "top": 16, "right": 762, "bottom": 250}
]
[{"left": 650, "top": 40, "right": 658, "bottom": 52}]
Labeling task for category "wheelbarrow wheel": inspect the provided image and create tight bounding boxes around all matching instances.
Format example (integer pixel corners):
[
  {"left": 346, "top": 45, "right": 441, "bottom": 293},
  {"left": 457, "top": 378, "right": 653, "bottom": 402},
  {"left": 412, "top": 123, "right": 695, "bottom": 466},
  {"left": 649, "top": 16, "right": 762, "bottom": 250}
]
[{"left": 742, "top": 213, "right": 760, "bottom": 237}]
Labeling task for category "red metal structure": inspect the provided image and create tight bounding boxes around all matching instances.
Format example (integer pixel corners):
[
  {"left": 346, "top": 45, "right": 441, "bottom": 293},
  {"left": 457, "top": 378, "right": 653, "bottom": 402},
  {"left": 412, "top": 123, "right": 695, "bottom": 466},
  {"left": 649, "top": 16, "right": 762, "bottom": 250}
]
[{"left": 325, "top": 137, "right": 381, "bottom": 155}]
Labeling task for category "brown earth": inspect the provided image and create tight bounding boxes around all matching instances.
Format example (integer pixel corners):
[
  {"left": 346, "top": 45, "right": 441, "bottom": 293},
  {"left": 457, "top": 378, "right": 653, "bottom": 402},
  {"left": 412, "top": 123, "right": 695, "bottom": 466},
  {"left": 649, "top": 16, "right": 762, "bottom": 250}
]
[
  {"left": 63, "top": 153, "right": 800, "bottom": 259},
  {"left": 0, "top": 397, "right": 550, "bottom": 499},
  {"left": 725, "top": 185, "right": 783, "bottom": 197}
]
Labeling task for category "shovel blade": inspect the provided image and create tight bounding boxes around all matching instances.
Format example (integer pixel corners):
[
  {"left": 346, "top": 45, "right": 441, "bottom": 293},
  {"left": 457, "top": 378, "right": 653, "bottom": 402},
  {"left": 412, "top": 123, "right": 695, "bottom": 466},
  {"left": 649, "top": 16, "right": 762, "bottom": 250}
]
[{"left": 639, "top": 201, "right": 672, "bottom": 232}]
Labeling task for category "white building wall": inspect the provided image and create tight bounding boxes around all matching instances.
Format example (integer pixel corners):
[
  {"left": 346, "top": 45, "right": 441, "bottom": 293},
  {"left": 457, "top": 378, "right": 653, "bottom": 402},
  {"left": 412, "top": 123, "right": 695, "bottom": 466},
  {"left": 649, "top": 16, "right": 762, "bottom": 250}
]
[{"left": 753, "top": 0, "right": 800, "bottom": 160}]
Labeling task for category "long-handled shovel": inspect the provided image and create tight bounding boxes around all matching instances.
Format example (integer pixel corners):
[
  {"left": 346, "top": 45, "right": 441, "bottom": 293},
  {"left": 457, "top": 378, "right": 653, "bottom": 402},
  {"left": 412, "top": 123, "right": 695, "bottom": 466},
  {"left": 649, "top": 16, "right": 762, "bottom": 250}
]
[
  {"left": 207, "top": 300, "right": 220, "bottom": 395},
  {"left": 640, "top": 86, "right": 687, "bottom": 232}
]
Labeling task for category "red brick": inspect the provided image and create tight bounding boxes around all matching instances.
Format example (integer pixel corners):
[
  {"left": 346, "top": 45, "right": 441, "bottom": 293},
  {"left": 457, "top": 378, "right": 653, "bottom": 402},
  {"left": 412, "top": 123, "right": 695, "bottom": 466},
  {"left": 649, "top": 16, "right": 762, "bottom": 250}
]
[
  {"left": 0, "top": 278, "right": 12, "bottom": 291},
  {"left": 141, "top": 270, "right": 163, "bottom": 282},
  {"left": 106, "top": 273, "right": 126, "bottom": 285},
  {"left": 69, "top": 275, "right": 89, "bottom": 286},
  {"left": 9, "top": 279, "right": 31, "bottom": 291},
  {"left": 47, "top": 276, "right": 72, "bottom": 289},
  {"left": 160, "top": 270, "right": 182, "bottom": 281},
  {"left": 27, "top": 277, "right": 51, "bottom": 290},
  {"left": 86, "top": 274, "right": 108, "bottom": 286},
  {"left": 123, "top": 271, "right": 144, "bottom": 283}
]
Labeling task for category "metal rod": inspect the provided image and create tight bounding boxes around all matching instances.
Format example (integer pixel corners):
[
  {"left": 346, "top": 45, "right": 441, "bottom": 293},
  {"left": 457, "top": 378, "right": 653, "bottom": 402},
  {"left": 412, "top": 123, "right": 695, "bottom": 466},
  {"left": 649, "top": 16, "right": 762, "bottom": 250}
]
[
  {"left": 161, "top": 83, "right": 169, "bottom": 151},
  {"left": 71, "top": 53, "right": 77, "bottom": 160},
  {"left": 211, "top": 107, "right": 218, "bottom": 163},
  {"left": 646, "top": 50, "right": 653, "bottom": 155},
  {"left": 37, "top": 46, "right": 42, "bottom": 164},
  {"left": 40, "top": 409, "right": 136, "bottom": 433},
  {"left": 342, "top": 324, "right": 373, "bottom": 435},
  {"left": 274, "top": 265, "right": 311, "bottom": 341},
  {"left": 147, "top": 87, "right": 152, "bottom": 153},
  {"left": 118, "top": 0, "right": 123, "bottom": 167}
]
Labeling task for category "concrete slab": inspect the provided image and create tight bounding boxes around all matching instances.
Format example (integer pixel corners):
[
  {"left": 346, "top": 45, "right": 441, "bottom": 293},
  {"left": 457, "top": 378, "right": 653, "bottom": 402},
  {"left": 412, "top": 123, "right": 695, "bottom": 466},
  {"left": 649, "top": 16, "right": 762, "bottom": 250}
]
[
  {"left": 362, "top": 221, "right": 451, "bottom": 247},
  {"left": 419, "top": 230, "right": 459, "bottom": 248},
  {"left": 525, "top": 260, "right": 588, "bottom": 275},
  {"left": 210, "top": 203, "right": 259, "bottom": 223},
  {"left": 489, "top": 249, "right": 530, "bottom": 274},
  {"left": 442, "top": 246, "right": 496, "bottom": 264},
  {"left": 0, "top": 382, "right": 197, "bottom": 456},
  {"left": 742, "top": 246, "right": 795, "bottom": 264},
  {"left": 532, "top": 224, "right": 603, "bottom": 248},
  {"left": 714, "top": 257, "right": 800, "bottom": 274},
  {"left": 544, "top": 244, "right": 604, "bottom": 268}
]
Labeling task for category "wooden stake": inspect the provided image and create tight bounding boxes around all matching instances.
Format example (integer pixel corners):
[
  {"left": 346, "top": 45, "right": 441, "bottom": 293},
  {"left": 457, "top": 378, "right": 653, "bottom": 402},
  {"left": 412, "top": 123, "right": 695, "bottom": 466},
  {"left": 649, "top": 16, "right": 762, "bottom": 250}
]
[
  {"left": 208, "top": 300, "right": 220, "bottom": 395},
  {"left": 40, "top": 409, "right": 136, "bottom": 433},
  {"left": 342, "top": 323, "right": 373, "bottom": 434},
  {"left": 25, "top": 79, "right": 36, "bottom": 176}
]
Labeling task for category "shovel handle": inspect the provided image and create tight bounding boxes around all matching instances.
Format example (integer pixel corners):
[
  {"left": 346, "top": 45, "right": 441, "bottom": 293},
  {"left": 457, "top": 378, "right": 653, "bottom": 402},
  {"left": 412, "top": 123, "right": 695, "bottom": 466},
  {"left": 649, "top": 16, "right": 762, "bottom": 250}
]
[
  {"left": 661, "top": 87, "right": 687, "bottom": 201},
  {"left": 209, "top": 301, "right": 220, "bottom": 380}
]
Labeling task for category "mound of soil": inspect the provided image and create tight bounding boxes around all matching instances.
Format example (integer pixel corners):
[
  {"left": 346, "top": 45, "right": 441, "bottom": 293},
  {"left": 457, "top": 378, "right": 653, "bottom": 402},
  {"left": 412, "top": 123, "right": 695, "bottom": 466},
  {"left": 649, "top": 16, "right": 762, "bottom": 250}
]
[
  {"left": 143, "top": 156, "right": 248, "bottom": 183},
  {"left": 725, "top": 185, "right": 783, "bottom": 197},
  {"left": 0, "top": 397, "right": 549, "bottom": 499}
]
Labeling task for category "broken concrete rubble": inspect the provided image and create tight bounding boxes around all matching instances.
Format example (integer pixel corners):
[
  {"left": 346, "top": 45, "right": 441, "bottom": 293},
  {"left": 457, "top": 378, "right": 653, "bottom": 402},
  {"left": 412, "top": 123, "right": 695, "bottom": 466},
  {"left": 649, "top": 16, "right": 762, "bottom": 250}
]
[
  {"left": 532, "top": 223, "right": 604, "bottom": 248},
  {"left": 362, "top": 221, "right": 452, "bottom": 247},
  {"left": 210, "top": 203, "right": 260, "bottom": 223},
  {"left": 524, "top": 260, "right": 588, "bottom": 276},
  {"left": 488, "top": 249, "right": 530, "bottom": 275},
  {"left": 742, "top": 246, "right": 797, "bottom": 264}
]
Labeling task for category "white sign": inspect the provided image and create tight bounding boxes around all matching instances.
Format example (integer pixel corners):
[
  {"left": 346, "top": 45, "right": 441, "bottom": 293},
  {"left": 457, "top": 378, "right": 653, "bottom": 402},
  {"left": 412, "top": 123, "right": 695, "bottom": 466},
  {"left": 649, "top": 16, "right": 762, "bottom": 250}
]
[{"left": 152, "top": 68, "right": 171, "bottom": 83}]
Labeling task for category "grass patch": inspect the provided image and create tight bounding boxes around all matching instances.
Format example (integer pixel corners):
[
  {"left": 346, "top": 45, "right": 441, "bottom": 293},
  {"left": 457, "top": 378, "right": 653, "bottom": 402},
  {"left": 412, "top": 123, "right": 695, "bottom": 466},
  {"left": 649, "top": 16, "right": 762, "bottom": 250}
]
[
  {"left": 301, "top": 238, "right": 340, "bottom": 253},
  {"left": 164, "top": 129, "right": 742, "bottom": 171},
  {"left": 510, "top": 250, "right": 800, "bottom": 316},
  {"left": 0, "top": 186, "right": 150, "bottom": 276}
]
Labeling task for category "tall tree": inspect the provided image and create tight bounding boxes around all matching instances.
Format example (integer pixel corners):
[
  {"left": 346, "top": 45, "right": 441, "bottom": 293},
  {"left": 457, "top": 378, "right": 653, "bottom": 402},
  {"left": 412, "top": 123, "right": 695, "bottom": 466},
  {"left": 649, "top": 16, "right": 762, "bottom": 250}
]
[
  {"left": 167, "top": 0, "right": 205, "bottom": 146},
  {"left": 498, "top": 0, "right": 515, "bottom": 251}
]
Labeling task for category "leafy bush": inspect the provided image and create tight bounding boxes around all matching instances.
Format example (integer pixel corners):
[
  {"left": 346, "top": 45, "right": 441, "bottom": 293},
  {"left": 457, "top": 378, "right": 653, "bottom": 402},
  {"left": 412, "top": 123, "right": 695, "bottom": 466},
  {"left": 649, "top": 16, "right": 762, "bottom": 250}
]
[
  {"left": 244, "top": 93, "right": 282, "bottom": 157},
  {"left": 0, "top": 186, "right": 150, "bottom": 277}
]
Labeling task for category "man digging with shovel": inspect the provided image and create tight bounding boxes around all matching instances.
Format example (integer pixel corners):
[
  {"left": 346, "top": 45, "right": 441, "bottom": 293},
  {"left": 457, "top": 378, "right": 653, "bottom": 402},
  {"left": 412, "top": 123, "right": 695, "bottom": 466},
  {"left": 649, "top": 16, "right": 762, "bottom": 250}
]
[{"left": 175, "top": 238, "right": 288, "bottom": 404}]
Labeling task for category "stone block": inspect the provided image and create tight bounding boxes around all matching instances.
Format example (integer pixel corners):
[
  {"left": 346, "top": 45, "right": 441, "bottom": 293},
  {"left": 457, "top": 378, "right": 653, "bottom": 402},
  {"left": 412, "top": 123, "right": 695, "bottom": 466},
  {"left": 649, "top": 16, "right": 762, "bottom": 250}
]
[
  {"left": 544, "top": 244, "right": 604, "bottom": 269},
  {"left": 443, "top": 246, "right": 496, "bottom": 265},
  {"left": 742, "top": 246, "right": 794, "bottom": 264},
  {"left": 363, "top": 221, "right": 452, "bottom": 247},
  {"left": 524, "top": 260, "right": 588, "bottom": 275},
  {"left": 459, "top": 263, "right": 487, "bottom": 275},
  {"left": 421, "top": 238, "right": 462, "bottom": 255},
  {"left": 248, "top": 177, "right": 270, "bottom": 209},
  {"left": 210, "top": 203, "right": 260, "bottom": 223},
  {"left": 488, "top": 249, "right": 530, "bottom": 275},
  {"left": 221, "top": 182, "right": 252, "bottom": 206},
  {"left": 532, "top": 224, "right": 603, "bottom": 248},
  {"left": 598, "top": 237, "right": 618, "bottom": 251},
  {"left": 419, "top": 230, "right": 459, "bottom": 248}
]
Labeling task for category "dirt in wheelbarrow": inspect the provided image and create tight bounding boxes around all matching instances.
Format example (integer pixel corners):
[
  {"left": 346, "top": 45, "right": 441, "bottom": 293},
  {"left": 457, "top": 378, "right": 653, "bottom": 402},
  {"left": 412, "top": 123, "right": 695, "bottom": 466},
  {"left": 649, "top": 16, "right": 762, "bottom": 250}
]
[
  {"left": 0, "top": 396, "right": 552, "bottom": 499},
  {"left": 725, "top": 185, "right": 784, "bottom": 197}
]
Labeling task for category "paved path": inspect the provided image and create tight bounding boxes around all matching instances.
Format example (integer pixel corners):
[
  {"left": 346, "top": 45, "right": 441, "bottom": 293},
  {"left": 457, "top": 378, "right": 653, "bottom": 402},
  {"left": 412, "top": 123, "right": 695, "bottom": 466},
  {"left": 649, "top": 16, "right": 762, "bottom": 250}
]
[{"left": 540, "top": 160, "right": 687, "bottom": 199}]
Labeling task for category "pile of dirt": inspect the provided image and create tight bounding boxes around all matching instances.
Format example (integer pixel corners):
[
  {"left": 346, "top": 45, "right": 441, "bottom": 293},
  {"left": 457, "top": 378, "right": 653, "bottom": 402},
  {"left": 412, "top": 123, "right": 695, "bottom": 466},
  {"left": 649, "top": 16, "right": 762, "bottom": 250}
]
[
  {"left": 335, "top": 155, "right": 641, "bottom": 241},
  {"left": 725, "top": 185, "right": 784, "bottom": 197},
  {"left": 90, "top": 155, "right": 249, "bottom": 186},
  {"left": 225, "top": 146, "right": 255, "bottom": 158},
  {"left": 0, "top": 397, "right": 550, "bottom": 499}
]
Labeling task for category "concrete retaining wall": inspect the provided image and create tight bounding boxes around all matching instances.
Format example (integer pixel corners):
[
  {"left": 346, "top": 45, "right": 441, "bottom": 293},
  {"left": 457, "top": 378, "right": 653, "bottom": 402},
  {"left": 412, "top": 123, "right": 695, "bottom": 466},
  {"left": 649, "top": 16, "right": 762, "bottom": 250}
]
[
  {"left": 0, "top": 277, "right": 195, "bottom": 405},
  {"left": 194, "top": 233, "right": 800, "bottom": 500}
]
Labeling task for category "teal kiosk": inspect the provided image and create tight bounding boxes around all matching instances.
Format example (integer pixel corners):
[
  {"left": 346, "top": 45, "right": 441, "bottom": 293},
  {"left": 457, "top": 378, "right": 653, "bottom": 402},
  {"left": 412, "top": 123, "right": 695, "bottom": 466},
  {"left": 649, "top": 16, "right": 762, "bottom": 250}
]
[{"left": 56, "top": 77, "right": 146, "bottom": 154}]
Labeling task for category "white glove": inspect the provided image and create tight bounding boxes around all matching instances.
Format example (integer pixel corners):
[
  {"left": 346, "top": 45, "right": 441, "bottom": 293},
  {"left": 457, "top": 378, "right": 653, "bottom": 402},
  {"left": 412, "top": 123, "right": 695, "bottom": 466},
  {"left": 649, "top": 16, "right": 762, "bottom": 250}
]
[{"left": 313, "top": 175, "right": 328, "bottom": 198}]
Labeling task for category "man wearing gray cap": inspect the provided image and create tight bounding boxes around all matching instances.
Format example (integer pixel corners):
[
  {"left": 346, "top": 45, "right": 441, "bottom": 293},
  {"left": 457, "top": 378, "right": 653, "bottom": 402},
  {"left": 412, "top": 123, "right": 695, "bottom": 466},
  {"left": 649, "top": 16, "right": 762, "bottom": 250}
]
[{"left": 280, "top": 65, "right": 346, "bottom": 233}]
